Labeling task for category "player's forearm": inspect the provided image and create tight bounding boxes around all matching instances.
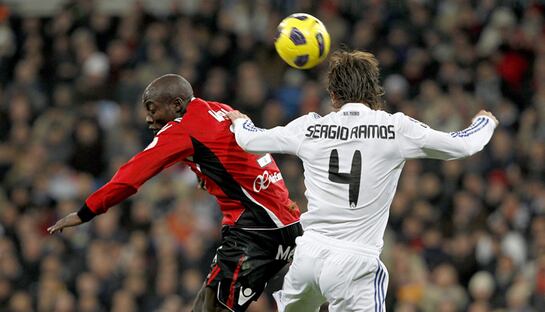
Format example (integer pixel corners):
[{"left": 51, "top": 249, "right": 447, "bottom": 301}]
[
  {"left": 233, "top": 119, "right": 280, "bottom": 153},
  {"left": 85, "top": 182, "right": 138, "bottom": 215},
  {"left": 453, "top": 116, "right": 496, "bottom": 158},
  {"left": 424, "top": 116, "right": 496, "bottom": 160},
  {"left": 70, "top": 182, "right": 137, "bottom": 224}
]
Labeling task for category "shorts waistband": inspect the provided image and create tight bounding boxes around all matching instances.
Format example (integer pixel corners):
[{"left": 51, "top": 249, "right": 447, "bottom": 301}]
[{"left": 300, "top": 231, "right": 381, "bottom": 257}]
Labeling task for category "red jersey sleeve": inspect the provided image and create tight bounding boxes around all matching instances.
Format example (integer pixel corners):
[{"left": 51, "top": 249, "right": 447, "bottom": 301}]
[{"left": 85, "top": 123, "right": 193, "bottom": 214}]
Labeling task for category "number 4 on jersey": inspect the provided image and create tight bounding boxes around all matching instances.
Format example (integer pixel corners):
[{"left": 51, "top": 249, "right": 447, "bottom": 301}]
[{"left": 328, "top": 149, "right": 362, "bottom": 208}]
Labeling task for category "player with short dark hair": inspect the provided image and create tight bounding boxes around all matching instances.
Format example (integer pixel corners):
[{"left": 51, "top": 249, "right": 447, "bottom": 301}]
[
  {"left": 48, "top": 74, "right": 303, "bottom": 312},
  {"left": 227, "top": 50, "right": 498, "bottom": 311}
]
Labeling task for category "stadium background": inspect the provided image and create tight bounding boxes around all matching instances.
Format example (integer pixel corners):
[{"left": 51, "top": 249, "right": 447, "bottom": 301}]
[{"left": 0, "top": 0, "right": 544, "bottom": 311}]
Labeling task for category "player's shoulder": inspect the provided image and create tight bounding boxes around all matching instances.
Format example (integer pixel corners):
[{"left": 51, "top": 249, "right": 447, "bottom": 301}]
[
  {"left": 368, "top": 109, "right": 395, "bottom": 120},
  {"left": 216, "top": 102, "right": 234, "bottom": 112},
  {"left": 155, "top": 119, "right": 186, "bottom": 137},
  {"left": 386, "top": 111, "right": 410, "bottom": 123},
  {"left": 195, "top": 98, "right": 234, "bottom": 112},
  {"left": 390, "top": 111, "right": 406, "bottom": 121},
  {"left": 391, "top": 112, "right": 430, "bottom": 129},
  {"left": 190, "top": 98, "right": 236, "bottom": 124},
  {"left": 300, "top": 111, "right": 324, "bottom": 122},
  {"left": 308, "top": 112, "right": 322, "bottom": 120},
  {"left": 286, "top": 112, "right": 321, "bottom": 128}
]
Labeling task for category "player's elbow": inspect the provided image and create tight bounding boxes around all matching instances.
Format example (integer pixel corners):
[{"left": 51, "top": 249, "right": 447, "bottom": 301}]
[
  {"left": 430, "top": 144, "right": 480, "bottom": 160},
  {"left": 450, "top": 142, "right": 484, "bottom": 159},
  {"left": 464, "top": 143, "right": 486, "bottom": 158},
  {"left": 445, "top": 135, "right": 485, "bottom": 159}
]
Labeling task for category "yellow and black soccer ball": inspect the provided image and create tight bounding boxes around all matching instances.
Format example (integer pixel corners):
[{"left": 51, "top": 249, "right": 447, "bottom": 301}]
[{"left": 274, "top": 13, "right": 331, "bottom": 69}]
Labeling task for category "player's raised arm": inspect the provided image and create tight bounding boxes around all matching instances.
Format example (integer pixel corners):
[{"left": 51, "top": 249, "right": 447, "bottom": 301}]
[
  {"left": 226, "top": 110, "right": 308, "bottom": 155},
  {"left": 397, "top": 110, "right": 499, "bottom": 160},
  {"left": 48, "top": 126, "right": 192, "bottom": 234}
]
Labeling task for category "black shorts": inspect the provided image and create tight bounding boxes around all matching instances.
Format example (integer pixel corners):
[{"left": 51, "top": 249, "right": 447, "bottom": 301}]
[{"left": 206, "top": 222, "right": 303, "bottom": 311}]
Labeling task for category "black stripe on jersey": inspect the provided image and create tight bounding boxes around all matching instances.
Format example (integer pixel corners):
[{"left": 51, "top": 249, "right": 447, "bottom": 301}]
[{"left": 190, "top": 137, "right": 277, "bottom": 228}]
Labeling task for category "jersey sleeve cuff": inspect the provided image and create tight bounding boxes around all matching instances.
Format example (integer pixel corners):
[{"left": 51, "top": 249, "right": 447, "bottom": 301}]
[
  {"left": 473, "top": 115, "right": 497, "bottom": 129},
  {"left": 481, "top": 116, "right": 498, "bottom": 129},
  {"left": 233, "top": 118, "right": 249, "bottom": 128},
  {"left": 77, "top": 204, "right": 98, "bottom": 223}
]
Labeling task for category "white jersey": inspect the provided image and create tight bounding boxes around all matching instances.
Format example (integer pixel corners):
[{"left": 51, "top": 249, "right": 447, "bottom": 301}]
[{"left": 232, "top": 103, "right": 496, "bottom": 250}]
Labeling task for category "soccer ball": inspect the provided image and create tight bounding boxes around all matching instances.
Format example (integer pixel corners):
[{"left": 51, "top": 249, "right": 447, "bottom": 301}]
[{"left": 274, "top": 13, "right": 331, "bottom": 69}]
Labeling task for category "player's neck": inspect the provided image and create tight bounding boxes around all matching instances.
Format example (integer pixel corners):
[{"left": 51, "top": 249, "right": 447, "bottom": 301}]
[{"left": 337, "top": 102, "right": 370, "bottom": 110}]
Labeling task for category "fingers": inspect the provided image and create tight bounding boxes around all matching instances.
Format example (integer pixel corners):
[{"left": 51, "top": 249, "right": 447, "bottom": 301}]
[
  {"left": 47, "top": 212, "right": 82, "bottom": 234},
  {"left": 225, "top": 110, "right": 240, "bottom": 120},
  {"left": 474, "top": 110, "right": 499, "bottom": 126},
  {"left": 47, "top": 221, "right": 67, "bottom": 234},
  {"left": 226, "top": 110, "right": 249, "bottom": 121},
  {"left": 47, "top": 223, "right": 63, "bottom": 234},
  {"left": 490, "top": 115, "right": 499, "bottom": 126}
]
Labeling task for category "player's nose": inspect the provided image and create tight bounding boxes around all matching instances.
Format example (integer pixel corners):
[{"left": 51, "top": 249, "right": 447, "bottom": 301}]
[{"left": 145, "top": 115, "right": 153, "bottom": 124}]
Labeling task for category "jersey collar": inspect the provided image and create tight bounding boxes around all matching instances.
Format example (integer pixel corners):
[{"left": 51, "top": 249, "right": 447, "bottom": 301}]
[
  {"left": 340, "top": 103, "right": 372, "bottom": 111},
  {"left": 185, "top": 97, "right": 198, "bottom": 110}
]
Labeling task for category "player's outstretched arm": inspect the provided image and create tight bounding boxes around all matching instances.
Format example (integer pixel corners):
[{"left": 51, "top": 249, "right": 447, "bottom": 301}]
[
  {"left": 48, "top": 125, "right": 193, "bottom": 234},
  {"left": 226, "top": 110, "right": 276, "bottom": 153},
  {"left": 398, "top": 110, "right": 499, "bottom": 160},
  {"left": 226, "top": 110, "right": 307, "bottom": 155}
]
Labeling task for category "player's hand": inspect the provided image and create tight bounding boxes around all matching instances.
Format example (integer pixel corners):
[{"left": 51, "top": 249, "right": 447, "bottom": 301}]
[
  {"left": 226, "top": 110, "right": 249, "bottom": 122},
  {"left": 47, "top": 212, "right": 84, "bottom": 234},
  {"left": 473, "top": 110, "right": 499, "bottom": 126}
]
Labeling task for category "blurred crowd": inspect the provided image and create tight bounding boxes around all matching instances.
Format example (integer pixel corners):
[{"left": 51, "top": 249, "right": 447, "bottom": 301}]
[{"left": 0, "top": 0, "right": 544, "bottom": 311}]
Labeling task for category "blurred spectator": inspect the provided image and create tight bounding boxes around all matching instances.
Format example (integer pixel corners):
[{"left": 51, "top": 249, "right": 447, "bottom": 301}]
[
  {"left": 422, "top": 263, "right": 468, "bottom": 312},
  {"left": 469, "top": 271, "right": 496, "bottom": 307},
  {"left": 69, "top": 118, "right": 106, "bottom": 177}
]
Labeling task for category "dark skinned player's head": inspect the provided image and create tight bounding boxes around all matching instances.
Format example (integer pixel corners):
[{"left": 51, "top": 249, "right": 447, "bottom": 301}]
[{"left": 142, "top": 74, "right": 194, "bottom": 132}]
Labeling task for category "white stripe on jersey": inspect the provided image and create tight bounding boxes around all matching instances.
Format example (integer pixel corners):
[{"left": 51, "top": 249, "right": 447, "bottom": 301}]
[{"left": 240, "top": 187, "right": 285, "bottom": 227}]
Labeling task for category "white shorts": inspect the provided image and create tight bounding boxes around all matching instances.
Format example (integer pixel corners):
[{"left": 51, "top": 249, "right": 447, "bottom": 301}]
[{"left": 273, "top": 232, "right": 389, "bottom": 312}]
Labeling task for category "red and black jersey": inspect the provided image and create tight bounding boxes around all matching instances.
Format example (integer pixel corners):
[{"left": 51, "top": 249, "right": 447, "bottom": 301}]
[{"left": 85, "top": 98, "right": 300, "bottom": 228}]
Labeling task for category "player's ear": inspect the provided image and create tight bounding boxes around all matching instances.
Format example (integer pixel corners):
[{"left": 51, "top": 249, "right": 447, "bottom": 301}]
[{"left": 173, "top": 97, "right": 184, "bottom": 113}]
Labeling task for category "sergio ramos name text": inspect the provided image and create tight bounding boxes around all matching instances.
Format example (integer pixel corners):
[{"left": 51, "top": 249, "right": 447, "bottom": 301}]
[{"left": 305, "top": 124, "right": 395, "bottom": 141}]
